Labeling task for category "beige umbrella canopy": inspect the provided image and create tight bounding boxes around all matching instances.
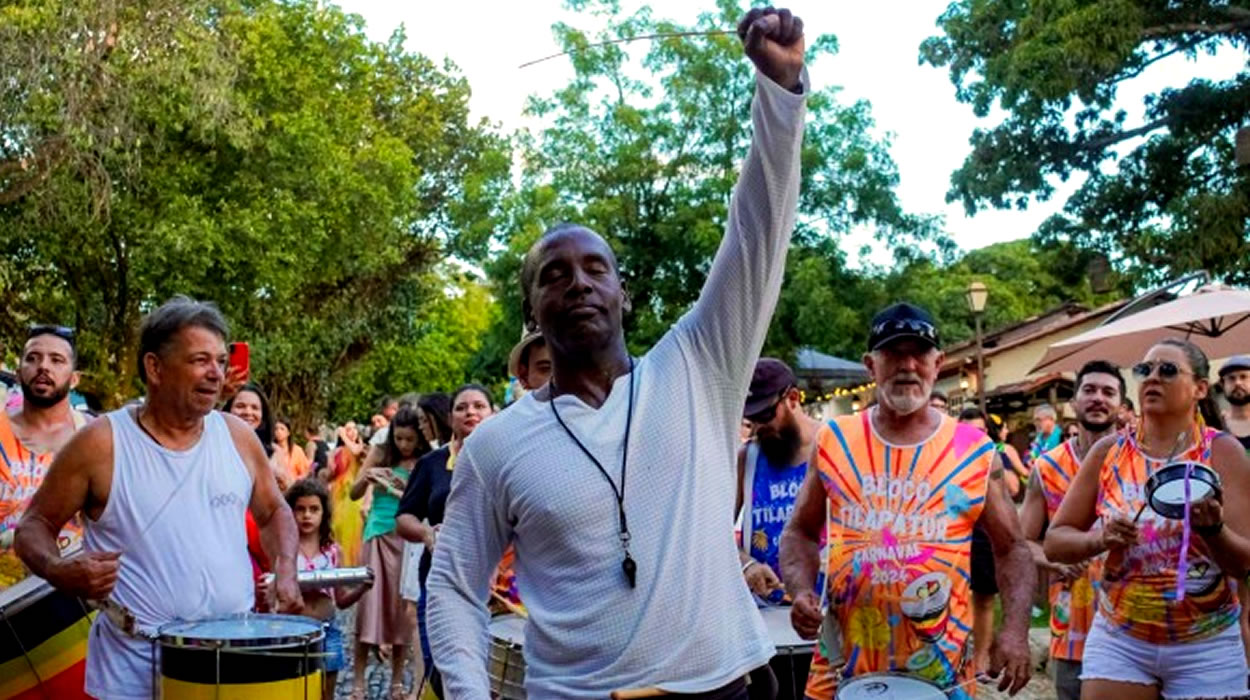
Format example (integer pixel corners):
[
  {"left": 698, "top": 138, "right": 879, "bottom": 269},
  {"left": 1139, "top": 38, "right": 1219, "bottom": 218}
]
[{"left": 1032, "top": 286, "right": 1250, "bottom": 374}]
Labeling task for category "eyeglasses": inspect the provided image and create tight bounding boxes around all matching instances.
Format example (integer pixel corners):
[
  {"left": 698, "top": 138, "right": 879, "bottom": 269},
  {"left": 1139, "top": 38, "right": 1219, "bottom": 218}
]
[
  {"left": 27, "top": 324, "right": 74, "bottom": 342},
  {"left": 745, "top": 388, "right": 792, "bottom": 425},
  {"left": 1131, "top": 361, "right": 1193, "bottom": 382}
]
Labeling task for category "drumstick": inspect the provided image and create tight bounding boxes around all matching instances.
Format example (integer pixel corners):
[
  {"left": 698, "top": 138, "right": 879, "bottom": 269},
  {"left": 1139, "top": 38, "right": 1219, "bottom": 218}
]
[
  {"left": 519, "top": 29, "right": 734, "bottom": 69},
  {"left": 491, "top": 591, "right": 529, "bottom": 619}
]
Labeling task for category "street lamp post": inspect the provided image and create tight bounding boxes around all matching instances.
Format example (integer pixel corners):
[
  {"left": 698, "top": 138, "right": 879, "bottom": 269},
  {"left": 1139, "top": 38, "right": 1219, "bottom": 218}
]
[{"left": 966, "top": 281, "right": 989, "bottom": 416}]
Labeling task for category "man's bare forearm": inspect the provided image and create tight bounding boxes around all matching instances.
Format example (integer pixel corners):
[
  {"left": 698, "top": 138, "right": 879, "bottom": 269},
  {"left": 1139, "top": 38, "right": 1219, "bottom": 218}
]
[
  {"left": 995, "top": 540, "right": 1036, "bottom": 637},
  {"left": 258, "top": 503, "right": 299, "bottom": 574},
  {"left": 15, "top": 514, "right": 64, "bottom": 580},
  {"left": 779, "top": 525, "right": 820, "bottom": 599}
]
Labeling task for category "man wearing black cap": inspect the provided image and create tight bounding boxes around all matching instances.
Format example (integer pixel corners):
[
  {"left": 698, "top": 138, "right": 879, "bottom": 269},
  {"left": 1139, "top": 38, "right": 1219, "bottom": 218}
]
[
  {"left": 736, "top": 358, "right": 822, "bottom": 698},
  {"left": 779, "top": 303, "right": 1034, "bottom": 699},
  {"left": 1220, "top": 355, "right": 1250, "bottom": 450}
]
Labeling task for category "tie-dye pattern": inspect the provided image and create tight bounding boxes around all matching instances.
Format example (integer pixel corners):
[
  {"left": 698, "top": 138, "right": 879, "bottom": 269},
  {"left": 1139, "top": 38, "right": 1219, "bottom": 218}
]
[
  {"left": 1095, "top": 428, "right": 1239, "bottom": 644},
  {"left": 1035, "top": 440, "right": 1103, "bottom": 660},
  {"left": 804, "top": 412, "right": 993, "bottom": 700}
]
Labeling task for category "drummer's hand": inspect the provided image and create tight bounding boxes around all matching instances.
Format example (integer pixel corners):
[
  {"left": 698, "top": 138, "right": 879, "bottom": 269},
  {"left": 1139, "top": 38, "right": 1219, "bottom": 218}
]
[
  {"left": 254, "top": 575, "right": 272, "bottom": 612},
  {"left": 743, "top": 561, "right": 783, "bottom": 597},
  {"left": 1099, "top": 515, "right": 1138, "bottom": 552},
  {"left": 790, "top": 590, "right": 822, "bottom": 640},
  {"left": 989, "top": 627, "right": 1031, "bottom": 695},
  {"left": 274, "top": 571, "right": 304, "bottom": 615},
  {"left": 51, "top": 550, "right": 121, "bottom": 600},
  {"left": 1191, "top": 493, "right": 1223, "bottom": 532}
]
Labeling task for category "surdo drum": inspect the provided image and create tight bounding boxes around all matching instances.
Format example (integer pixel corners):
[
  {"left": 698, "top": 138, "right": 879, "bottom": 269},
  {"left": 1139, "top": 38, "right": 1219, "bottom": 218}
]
[
  {"left": 158, "top": 613, "right": 323, "bottom": 699},
  {"left": 835, "top": 673, "right": 946, "bottom": 700}
]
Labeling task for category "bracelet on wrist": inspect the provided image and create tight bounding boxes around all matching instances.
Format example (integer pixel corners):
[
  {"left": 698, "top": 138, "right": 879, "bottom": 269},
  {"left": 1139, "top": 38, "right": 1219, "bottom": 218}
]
[
  {"left": 742, "top": 559, "right": 758, "bottom": 574},
  {"left": 1194, "top": 521, "right": 1224, "bottom": 538}
]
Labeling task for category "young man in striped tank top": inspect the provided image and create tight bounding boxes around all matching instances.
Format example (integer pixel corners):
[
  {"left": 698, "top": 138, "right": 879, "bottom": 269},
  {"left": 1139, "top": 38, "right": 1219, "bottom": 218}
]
[
  {"left": 1020, "top": 360, "right": 1123, "bottom": 700},
  {"left": 780, "top": 302, "right": 1035, "bottom": 699},
  {"left": 1046, "top": 339, "right": 1250, "bottom": 699},
  {"left": 16, "top": 297, "right": 303, "bottom": 699}
]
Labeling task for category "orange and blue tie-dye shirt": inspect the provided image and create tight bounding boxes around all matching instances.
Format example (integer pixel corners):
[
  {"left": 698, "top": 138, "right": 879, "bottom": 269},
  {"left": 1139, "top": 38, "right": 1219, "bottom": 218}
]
[
  {"left": 0, "top": 411, "right": 84, "bottom": 590},
  {"left": 1095, "top": 427, "right": 1239, "bottom": 644},
  {"left": 806, "top": 411, "right": 993, "bottom": 700},
  {"left": 1035, "top": 440, "right": 1102, "bottom": 660}
]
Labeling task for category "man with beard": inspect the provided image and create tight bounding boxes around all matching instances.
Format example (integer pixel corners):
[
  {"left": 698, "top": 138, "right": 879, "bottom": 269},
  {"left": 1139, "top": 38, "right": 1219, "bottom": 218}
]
[
  {"left": 737, "top": 359, "right": 819, "bottom": 600},
  {"left": 1020, "top": 360, "right": 1123, "bottom": 700},
  {"left": 780, "top": 302, "right": 1034, "bottom": 699},
  {"left": 1220, "top": 355, "right": 1250, "bottom": 450},
  {"left": 0, "top": 326, "right": 90, "bottom": 588}
]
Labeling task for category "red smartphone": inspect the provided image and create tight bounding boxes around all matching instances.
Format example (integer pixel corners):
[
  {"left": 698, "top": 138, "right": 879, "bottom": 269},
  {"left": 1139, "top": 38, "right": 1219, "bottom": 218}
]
[{"left": 228, "top": 342, "right": 250, "bottom": 382}]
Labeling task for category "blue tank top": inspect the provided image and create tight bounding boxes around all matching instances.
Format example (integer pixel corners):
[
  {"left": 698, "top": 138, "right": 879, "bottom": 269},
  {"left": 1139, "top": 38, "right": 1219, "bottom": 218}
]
[{"left": 747, "top": 450, "right": 807, "bottom": 604}]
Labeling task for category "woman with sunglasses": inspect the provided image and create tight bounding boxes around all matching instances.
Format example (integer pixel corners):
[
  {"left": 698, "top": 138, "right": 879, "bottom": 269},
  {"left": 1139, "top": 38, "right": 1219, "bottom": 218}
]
[{"left": 1046, "top": 339, "right": 1250, "bottom": 699}]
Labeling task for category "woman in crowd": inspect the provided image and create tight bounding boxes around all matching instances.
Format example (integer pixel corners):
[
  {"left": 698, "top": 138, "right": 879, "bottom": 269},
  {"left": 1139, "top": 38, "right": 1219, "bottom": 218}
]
[
  {"left": 274, "top": 416, "right": 311, "bottom": 483},
  {"left": 396, "top": 384, "right": 495, "bottom": 699},
  {"left": 1047, "top": 338, "right": 1250, "bottom": 699},
  {"left": 326, "top": 421, "right": 368, "bottom": 566},
  {"left": 224, "top": 383, "right": 287, "bottom": 488},
  {"left": 417, "top": 393, "right": 452, "bottom": 449},
  {"left": 349, "top": 408, "right": 423, "bottom": 700}
]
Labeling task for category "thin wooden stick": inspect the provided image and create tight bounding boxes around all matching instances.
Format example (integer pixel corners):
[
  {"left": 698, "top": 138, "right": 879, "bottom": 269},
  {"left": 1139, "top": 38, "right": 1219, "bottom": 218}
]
[
  {"left": 491, "top": 590, "right": 529, "bottom": 619},
  {"left": 519, "top": 29, "right": 734, "bottom": 69}
]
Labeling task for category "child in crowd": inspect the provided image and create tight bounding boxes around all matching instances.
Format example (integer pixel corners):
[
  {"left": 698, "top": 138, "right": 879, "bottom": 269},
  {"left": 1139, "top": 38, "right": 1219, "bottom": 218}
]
[{"left": 286, "top": 478, "right": 372, "bottom": 700}]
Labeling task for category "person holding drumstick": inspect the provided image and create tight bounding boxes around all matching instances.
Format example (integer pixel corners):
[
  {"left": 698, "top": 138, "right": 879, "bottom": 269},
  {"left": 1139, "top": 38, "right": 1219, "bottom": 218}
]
[
  {"left": 15, "top": 296, "right": 302, "bottom": 699},
  {"left": 1045, "top": 338, "right": 1250, "bottom": 699},
  {"left": 427, "top": 8, "right": 807, "bottom": 698},
  {"left": 780, "top": 302, "right": 1035, "bottom": 699}
]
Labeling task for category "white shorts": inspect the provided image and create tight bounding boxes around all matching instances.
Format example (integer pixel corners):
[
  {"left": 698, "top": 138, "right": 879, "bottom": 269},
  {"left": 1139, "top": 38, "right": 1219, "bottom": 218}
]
[
  {"left": 400, "top": 540, "right": 424, "bottom": 602},
  {"left": 1081, "top": 612, "right": 1249, "bottom": 699}
]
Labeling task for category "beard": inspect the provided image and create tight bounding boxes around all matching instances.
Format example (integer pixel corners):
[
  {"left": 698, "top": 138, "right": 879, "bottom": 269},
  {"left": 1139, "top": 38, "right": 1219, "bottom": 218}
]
[
  {"left": 758, "top": 420, "right": 802, "bottom": 466},
  {"left": 879, "top": 386, "right": 928, "bottom": 416},
  {"left": 1079, "top": 417, "right": 1115, "bottom": 434},
  {"left": 20, "top": 376, "right": 71, "bottom": 408},
  {"left": 1227, "top": 388, "right": 1250, "bottom": 407}
]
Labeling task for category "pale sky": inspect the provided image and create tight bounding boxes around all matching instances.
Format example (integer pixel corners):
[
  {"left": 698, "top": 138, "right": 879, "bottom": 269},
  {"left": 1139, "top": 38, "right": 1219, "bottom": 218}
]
[{"left": 335, "top": 0, "right": 1243, "bottom": 266}]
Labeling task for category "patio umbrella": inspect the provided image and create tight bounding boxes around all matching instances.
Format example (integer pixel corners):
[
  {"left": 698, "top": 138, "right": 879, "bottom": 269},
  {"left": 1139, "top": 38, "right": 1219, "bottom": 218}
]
[{"left": 1032, "top": 286, "right": 1250, "bottom": 374}]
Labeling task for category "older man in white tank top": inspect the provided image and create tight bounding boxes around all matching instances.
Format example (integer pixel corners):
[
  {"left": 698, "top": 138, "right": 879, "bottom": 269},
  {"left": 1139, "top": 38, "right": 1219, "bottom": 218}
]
[{"left": 16, "top": 296, "right": 302, "bottom": 699}]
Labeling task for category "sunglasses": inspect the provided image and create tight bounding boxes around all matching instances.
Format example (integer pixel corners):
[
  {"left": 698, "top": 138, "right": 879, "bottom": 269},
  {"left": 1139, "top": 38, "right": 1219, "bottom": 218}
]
[
  {"left": 745, "top": 387, "right": 792, "bottom": 425},
  {"left": 28, "top": 324, "right": 74, "bottom": 342},
  {"left": 1131, "top": 361, "right": 1193, "bottom": 382}
]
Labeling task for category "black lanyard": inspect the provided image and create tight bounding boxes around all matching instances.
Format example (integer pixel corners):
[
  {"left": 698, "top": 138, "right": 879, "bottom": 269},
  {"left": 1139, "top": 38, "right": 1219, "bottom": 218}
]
[{"left": 549, "top": 357, "right": 637, "bottom": 588}]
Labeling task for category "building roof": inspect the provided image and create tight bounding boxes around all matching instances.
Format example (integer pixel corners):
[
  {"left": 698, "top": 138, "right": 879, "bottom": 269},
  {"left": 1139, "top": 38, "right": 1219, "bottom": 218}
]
[{"left": 795, "top": 348, "right": 871, "bottom": 384}]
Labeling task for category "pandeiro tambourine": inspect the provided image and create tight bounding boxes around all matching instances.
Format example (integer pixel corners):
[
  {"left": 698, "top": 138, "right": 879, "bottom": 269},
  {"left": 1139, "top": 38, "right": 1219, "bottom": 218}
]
[{"left": 1145, "top": 461, "right": 1221, "bottom": 520}]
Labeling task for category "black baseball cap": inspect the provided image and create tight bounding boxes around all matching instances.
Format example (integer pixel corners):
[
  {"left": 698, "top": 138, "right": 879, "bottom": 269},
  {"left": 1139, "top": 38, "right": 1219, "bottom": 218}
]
[
  {"left": 868, "top": 303, "right": 940, "bottom": 352},
  {"left": 1220, "top": 355, "right": 1250, "bottom": 377},
  {"left": 744, "top": 358, "right": 796, "bottom": 417}
]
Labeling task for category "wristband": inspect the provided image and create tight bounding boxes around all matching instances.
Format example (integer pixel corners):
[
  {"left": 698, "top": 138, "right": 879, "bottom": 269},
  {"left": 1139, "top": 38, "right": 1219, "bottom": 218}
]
[
  {"left": 742, "top": 559, "right": 759, "bottom": 574},
  {"left": 1194, "top": 521, "right": 1224, "bottom": 538}
]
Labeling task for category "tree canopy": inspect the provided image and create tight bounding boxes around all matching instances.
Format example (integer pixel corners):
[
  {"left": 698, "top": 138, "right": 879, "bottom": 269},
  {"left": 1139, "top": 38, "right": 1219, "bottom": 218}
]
[
  {"left": 0, "top": 0, "right": 511, "bottom": 423},
  {"left": 922, "top": 0, "right": 1250, "bottom": 285}
]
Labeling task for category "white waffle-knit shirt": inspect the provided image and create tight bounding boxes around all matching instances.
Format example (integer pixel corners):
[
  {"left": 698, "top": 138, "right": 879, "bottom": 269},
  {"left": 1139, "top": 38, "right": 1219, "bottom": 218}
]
[{"left": 427, "top": 68, "right": 807, "bottom": 699}]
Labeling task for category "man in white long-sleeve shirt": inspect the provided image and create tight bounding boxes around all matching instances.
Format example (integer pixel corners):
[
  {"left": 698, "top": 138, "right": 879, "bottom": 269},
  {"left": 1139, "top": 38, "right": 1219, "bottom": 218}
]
[{"left": 427, "top": 8, "right": 807, "bottom": 699}]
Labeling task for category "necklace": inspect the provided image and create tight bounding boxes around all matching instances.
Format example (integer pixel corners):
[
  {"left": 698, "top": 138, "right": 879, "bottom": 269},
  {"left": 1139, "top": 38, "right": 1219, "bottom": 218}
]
[{"left": 549, "top": 357, "right": 638, "bottom": 589}]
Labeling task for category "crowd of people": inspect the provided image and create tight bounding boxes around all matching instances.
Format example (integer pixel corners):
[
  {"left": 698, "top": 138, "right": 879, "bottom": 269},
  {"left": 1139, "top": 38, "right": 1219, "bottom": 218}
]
[{"left": 2, "top": 7, "right": 1249, "bottom": 700}]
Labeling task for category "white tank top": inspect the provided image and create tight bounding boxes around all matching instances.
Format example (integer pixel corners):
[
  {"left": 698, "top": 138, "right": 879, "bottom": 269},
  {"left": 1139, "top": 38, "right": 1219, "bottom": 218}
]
[{"left": 83, "top": 409, "right": 253, "bottom": 698}]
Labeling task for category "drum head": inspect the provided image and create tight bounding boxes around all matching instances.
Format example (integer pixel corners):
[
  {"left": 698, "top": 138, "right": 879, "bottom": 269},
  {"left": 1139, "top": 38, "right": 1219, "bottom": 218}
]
[
  {"left": 1147, "top": 462, "right": 1220, "bottom": 519},
  {"left": 759, "top": 605, "right": 813, "bottom": 654},
  {"left": 837, "top": 673, "right": 945, "bottom": 699},
  {"left": 159, "top": 613, "right": 323, "bottom": 649},
  {"left": 489, "top": 614, "right": 527, "bottom": 645}
]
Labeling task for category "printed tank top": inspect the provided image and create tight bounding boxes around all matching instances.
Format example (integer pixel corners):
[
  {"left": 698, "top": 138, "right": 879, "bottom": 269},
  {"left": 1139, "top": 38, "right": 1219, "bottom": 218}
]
[
  {"left": 1035, "top": 440, "right": 1102, "bottom": 660},
  {"left": 1096, "top": 427, "right": 1239, "bottom": 643},
  {"left": 807, "top": 411, "right": 993, "bottom": 700}
]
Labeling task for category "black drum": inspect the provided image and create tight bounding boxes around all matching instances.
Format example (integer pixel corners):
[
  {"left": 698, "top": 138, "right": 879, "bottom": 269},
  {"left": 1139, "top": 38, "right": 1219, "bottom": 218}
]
[{"left": 1145, "top": 460, "right": 1221, "bottom": 520}]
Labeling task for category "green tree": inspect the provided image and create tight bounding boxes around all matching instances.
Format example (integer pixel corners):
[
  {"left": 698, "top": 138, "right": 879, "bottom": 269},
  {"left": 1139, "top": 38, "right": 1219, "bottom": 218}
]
[
  {"left": 921, "top": 0, "right": 1250, "bottom": 285},
  {"left": 473, "top": 0, "right": 946, "bottom": 376},
  {"left": 0, "top": 0, "right": 511, "bottom": 422}
]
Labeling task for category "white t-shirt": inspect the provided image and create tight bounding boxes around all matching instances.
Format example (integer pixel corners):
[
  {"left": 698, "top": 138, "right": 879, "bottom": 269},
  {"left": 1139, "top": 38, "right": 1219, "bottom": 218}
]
[{"left": 427, "top": 68, "right": 807, "bottom": 699}]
